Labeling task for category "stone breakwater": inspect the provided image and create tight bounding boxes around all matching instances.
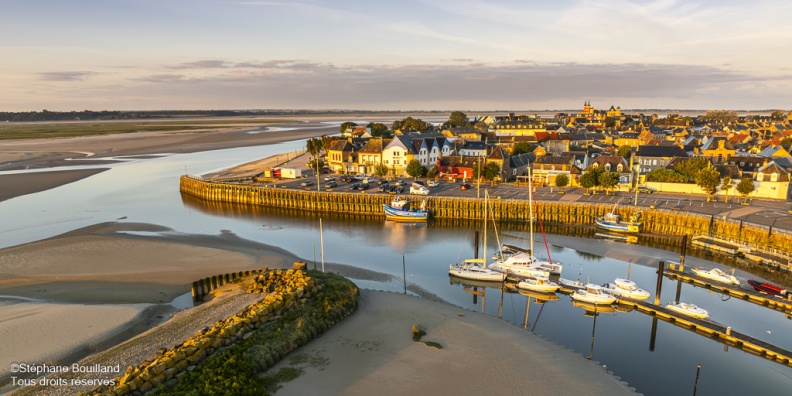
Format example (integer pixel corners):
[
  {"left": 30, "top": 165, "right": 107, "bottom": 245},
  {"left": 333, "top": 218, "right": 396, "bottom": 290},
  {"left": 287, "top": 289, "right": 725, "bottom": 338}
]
[
  {"left": 81, "top": 269, "right": 358, "bottom": 396},
  {"left": 180, "top": 175, "right": 792, "bottom": 252}
]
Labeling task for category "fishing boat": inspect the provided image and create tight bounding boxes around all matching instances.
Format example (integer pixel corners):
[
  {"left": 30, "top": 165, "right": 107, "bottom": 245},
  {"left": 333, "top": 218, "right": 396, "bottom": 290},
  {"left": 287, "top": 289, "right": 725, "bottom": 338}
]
[
  {"left": 595, "top": 210, "right": 643, "bottom": 233},
  {"left": 517, "top": 275, "right": 560, "bottom": 293},
  {"left": 665, "top": 302, "right": 709, "bottom": 319},
  {"left": 570, "top": 284, "right": 617, "bottom": 305},
  {"left": 602, "top": 278, "right": 651, "bottom": 300},
  {"left": 747, "top": 279, "right": 788, "bottom": 297},
  {"left": 383, "top": 196, "right": 428, "bottom": 222},
  {"left": 692, "top": 267, "right": 740, "bottom": 286},
  {"left": 448, "top": 191, "right": 505, "bottom": 282}
]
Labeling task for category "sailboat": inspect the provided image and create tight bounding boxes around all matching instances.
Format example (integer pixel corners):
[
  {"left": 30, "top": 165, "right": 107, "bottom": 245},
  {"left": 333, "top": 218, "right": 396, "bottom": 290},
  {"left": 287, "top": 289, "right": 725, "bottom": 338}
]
[
  {"left": 449, "top": 191, "right": 506, "bottom": 282},
  {"left": 490, "top": 168, "right": 563, "bottom": 277}
]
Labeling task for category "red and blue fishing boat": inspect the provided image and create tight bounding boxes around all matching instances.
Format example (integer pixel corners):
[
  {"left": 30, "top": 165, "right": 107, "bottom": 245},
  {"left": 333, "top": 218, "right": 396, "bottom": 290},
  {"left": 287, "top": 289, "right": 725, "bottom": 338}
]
[{"left": 747, "top": 279, "right": 787, "bottom": 297}]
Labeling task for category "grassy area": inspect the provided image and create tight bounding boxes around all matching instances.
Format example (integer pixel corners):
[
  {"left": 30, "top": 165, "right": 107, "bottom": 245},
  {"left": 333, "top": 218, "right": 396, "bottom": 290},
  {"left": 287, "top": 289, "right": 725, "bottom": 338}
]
[
  {"left": 149, "top": 270, "right": 358, "bottom": 396},
  {"left": 0, "top": 119, "right": 295, "bottom": 140}
]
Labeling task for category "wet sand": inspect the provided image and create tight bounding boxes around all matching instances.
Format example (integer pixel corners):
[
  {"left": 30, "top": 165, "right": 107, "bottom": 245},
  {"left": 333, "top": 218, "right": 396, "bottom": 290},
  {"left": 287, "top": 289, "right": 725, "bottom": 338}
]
[{"left": 0, "top": 168, "right": 109, "bottom": 203}]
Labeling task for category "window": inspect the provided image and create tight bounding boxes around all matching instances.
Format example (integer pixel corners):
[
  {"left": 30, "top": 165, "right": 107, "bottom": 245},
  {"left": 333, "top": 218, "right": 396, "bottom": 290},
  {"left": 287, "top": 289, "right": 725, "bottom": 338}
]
[
  {"left": 605, "top": 164, "right": 611, "bottom": 171},
  {"left": 652, "top": 159, "right": 657, "bottom": 166},
  {"left": 771, "top": 173, "right": 778, "bottom": 181},
  {"left": 617, "top": 164, "right": 623, "bottom": 172}
]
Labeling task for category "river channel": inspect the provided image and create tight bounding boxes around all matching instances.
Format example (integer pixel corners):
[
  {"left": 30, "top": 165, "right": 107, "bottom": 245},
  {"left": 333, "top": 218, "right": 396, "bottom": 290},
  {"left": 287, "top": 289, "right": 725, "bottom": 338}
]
[{"left": 1, "top": 137, "right": 790, "bottom": 396}]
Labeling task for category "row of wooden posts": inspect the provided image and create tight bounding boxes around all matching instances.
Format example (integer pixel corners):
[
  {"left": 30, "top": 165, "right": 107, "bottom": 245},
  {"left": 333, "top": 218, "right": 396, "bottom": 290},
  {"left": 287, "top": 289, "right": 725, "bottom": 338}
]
[
  {"left": 179, "top": 175, "right": 792, "bottom": 251},
  {"left": 191, "top": 268, "right": 266, "bottom": 302}
]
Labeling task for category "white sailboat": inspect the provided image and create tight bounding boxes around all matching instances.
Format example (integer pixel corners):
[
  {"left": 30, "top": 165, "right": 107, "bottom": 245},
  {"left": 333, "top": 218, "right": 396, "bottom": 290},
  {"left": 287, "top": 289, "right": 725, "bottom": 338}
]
[
  {"left": 570, "top": 283, "right": 617, "bottom": 305},
  {"left": 602, "top": 278, "right": 651, "bottom": 300},
  {"left": 449, "top": 191, "right": 506, "bottom": 282},
  {"left": 490, "top": 168, "right": 563, "bottom": 277}
]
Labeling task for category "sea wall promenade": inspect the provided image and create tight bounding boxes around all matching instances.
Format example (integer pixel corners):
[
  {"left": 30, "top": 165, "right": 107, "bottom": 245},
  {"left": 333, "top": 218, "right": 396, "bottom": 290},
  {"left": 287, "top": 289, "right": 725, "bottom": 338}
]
[{"left": 179, "top": 175, "right": 792, "bottom": 253}]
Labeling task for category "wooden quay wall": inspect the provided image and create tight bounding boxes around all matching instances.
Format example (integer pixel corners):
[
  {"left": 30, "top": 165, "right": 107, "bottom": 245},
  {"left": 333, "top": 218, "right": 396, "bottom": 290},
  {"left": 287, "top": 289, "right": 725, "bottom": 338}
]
[{"left": 179, "top": 176, "right": 792, "bottom": 253}]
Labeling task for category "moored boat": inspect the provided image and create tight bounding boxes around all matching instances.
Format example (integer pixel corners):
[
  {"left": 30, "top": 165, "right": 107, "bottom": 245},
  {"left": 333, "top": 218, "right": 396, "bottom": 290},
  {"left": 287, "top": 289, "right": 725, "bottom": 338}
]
[
  {"left": 570, "top": 284, "right": 617, "bottom": 305},
  {"left": 489, "top": 252, "right": 550, "bottom": 278},
  {"left": 595, "top": 211, "right": 643, "bottom": 233},
  {"left": 517, "top": 275, "right": 560, "bottom": 293},
  {"left": 665, "top": 302, "right": 709, "bottom": 319},
  {"left": 383, "top": 196, "right": 428, "bottom": 222},
  {"left": 747, "top": 279, "right": 787, "bottom": 296},
  {"left": 692, "top": 267, "right": 740, "bottom": 286},
  {"left": 602, "top": 278, "right": 651, "bottom": 300},
  {"left": 449, "top": 260, "right": 506, "bottom": 282}
]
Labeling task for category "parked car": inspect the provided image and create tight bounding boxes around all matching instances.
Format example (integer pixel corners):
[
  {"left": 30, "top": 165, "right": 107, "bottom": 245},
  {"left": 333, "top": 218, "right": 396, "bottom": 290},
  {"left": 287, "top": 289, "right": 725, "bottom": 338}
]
[
  {"left": 392, "top": 180, "right": 404, "bottom": 186},
  {"left": 340, "top": 175, "right": 354, "bottom": 183},
  {"left": 377, "top": 179, "right": 389, "bottom": 186},
  {"left": 460, "top": 182, "right": 472, "bottom": 191},
  {"left": 325, "top": 181, "right": 337, "bottom": 188},
  {"left": 389, "top": 186, "right": 404, "bottom": 194},
  {"left": 359, "top": 183, "right": 370, "bottom": 191},
  {"left": 427, "top": 180, "right": 439, "bottom": 188},
  {"left": 378, "top": 184, "right": 389, "bottom": 192},
  {"left": 637, "top": 186, "right": 656, "bottom": 194},
  {"left": 410, "top": 184, "right": 430, "bottom": 195},
  {"left": 324, "top": 176, "right": 336, "bottom": 182},
  {"left": 412, "top": 180, "right": 425, "bottom": 186},
  {"left": 347, "top": 183, "right": 360, "bottom": 191},
  {"left": 300, "top": 180, "right": 314, "bottom": 187}
]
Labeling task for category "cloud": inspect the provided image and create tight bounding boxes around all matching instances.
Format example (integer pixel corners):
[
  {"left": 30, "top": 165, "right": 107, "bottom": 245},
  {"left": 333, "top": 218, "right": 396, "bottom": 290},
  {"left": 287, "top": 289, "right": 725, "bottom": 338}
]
[
  {"left": 38, "top": 71, "right": 97, "bottom": 81},
  {"left": 170, "top": 60, "right": 230, "bottom": 69},
  {"left": 133, "top": 74, "right": 188, "bottom": 83}
]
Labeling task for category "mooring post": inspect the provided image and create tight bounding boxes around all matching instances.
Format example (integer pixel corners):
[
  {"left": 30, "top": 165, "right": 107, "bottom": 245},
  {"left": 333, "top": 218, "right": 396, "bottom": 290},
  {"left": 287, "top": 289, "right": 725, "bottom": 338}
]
[
  {"left": 649, "top": 317, "right": 658, "bottom": 351},
  {"left": 474, "top": 230, "right": 480, "bottom": 259},
  {"left": 654, "top": 261, "right": 665, "bottom": 306},
  {"left": 679, "top": 234, "right": 688, "bottom": 271},
  {"left": 693, "top": 364, "right": 701, "bottom": 396}
]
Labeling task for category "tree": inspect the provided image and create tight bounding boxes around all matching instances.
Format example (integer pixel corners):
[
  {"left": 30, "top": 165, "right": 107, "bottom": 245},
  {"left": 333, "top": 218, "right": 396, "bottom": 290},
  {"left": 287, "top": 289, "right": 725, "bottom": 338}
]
[
  {"left": 426, "top": 165, "right": 440, "bottom": 178},
  {"left": 339, "top": 121, "right": 358, "bottom": 134},
  {"left": 720, "top": 176, "right": 734, "bottom": 203},
  {"left": 695, "top": 167, "right": 721, "bottom": 202},
  {"left": 306, "top": 137, "right": 321, "bottom": 157},
  {"left": 392, "top": 117, "right": 429, "bottom": 132},
  {"left": 308, "top": 158, "right": 325, "bottom": 170},
  {"left": 367, "top": 122, "right": 389, "bottom": 137},
  {"left": 373, "top": 164, "right": 389, "bottom": 178},
  {"left": 511, "top": 141, "right": 535, "bottom": 156},
  {"left": 406, "top": 159, "right": 426, "bottom": 179},
  {"left": 482, "top": 161, "right": 502, "bottom": 182},
  {"left": 646, "top": 168, "right": 687, "bottom": 183},
  {"left": 703, "top": 110, "right": 738, "bottom": 124},
  {"left": 604, "top": 117, "right": 616, "bottom": 128},
  {"left": 442, "top": 111, "right": 471, "bottom": 129},
  {"left": 674, "top": 157, "right": 710, "bottom": 182},
  {"left": 770, "top": 109, "right": 788, "bottom": 121},
  {"left": 617, "top": 145, "right": 632, "bottom": 160},
  {"left": 319, "top": 134, "right": 333, "bottom": 151},
  {"left": 598, "top": 171, "right": 620, "bottom": 195},
  {"left": 736, "top": 177, "right": 755, "bottom": 203},
  {"left": 555, "top": 174, "right": 569, "bottom": 189},
  {"left": 580, "top": 166, "right": 604, "bottom": 194}
]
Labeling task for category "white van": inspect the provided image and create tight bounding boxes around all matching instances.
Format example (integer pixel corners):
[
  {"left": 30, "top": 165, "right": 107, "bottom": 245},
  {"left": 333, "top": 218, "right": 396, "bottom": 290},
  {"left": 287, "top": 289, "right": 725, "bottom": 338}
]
[{"left": 410, "top": 183, "right": 429, "bottom": 195}]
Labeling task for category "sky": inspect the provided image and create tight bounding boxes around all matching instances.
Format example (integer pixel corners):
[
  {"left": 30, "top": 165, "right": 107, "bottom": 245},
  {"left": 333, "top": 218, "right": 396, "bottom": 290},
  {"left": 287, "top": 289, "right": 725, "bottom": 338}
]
[{"left": 2, "top": 0, "right": 791, "bottom": 112}]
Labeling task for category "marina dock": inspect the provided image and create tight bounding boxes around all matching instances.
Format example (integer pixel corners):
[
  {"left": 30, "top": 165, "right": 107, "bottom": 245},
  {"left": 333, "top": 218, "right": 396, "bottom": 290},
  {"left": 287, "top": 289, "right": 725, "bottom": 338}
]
[{"left": 662, "top": 265, "right": 792, "bottom": 313}]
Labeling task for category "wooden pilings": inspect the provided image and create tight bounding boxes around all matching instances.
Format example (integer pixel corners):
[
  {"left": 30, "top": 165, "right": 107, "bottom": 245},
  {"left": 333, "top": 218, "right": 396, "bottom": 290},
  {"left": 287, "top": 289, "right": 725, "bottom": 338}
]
[{"left": 191, "top": 268, "right": 267, "bottom": 302}]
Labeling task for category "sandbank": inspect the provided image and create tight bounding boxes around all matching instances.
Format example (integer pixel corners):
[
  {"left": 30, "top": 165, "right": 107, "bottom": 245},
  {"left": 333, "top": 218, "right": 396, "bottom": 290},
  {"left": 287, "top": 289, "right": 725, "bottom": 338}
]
[
  {"left": 273, "top": 289, "right": 636, "bottom": 395},
  {"left": 0, "top": 169, "right": 109, "bottom": 203}
]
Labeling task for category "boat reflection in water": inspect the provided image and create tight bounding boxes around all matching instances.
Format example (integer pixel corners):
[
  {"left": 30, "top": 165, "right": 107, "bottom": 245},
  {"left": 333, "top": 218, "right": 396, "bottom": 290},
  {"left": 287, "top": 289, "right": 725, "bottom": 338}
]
[
  {"left": 448, "top": 275, "right": 504, "bottom": 314},
  {"left": 571, "top": 300, "right": 617, "bottom": 360}
]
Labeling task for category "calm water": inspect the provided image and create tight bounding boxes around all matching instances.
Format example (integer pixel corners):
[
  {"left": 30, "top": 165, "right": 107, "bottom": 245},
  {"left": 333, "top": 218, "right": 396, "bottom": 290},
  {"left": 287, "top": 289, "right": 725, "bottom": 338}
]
[{"left": 1, "top": 138, "right": 791, "bottom": 396}]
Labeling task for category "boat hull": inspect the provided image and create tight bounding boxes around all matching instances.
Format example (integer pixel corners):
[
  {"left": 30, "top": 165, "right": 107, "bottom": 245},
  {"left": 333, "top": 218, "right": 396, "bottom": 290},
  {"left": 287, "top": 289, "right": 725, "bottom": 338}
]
[
  {"left": 747, "top": 279, "right": 787, "bottom": 296},
  {"left": 517, "top": 281, "right": 559, "bottom": 293},
  {"left": 595, "top": 218, "right": 642, "bottom": 233},
  {"left": 666, "top": 303, "right": 709, "bottom": 319},
  {"left": 383, "top": 204, "right": 428, "bottom": 222},
  {"left": 448, "top": 268, "right": 506, "bottom": 282}
]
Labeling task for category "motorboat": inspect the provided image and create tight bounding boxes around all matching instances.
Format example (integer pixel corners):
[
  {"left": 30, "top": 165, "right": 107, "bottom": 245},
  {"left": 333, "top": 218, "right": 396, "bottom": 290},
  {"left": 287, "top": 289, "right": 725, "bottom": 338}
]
[
  {"left": 449, "top": 260, "right": 506, "bottom": 282},
  {"left": 747, "top": 279, "right": 788, "bottom": 297},
  {"left": 517, "top": 275, "right": 560, "bottom": 293},
  {"left": 383, "top": 196, "right": 428, "bottom": 222},
  {"left": 570, "top": 284, "right": 617, "bottom": 305},
  {"left": 595, "top": 211, "right": 643, "bottom": 233},
  {"left": 692, "top": 267, "right": 740, "bottom": 286},
  {"left": 602, "top": 278, "right": 651, "bottom": 300},
  {"left": 665, "top": 302, "right": 709, "bottom": 319}
]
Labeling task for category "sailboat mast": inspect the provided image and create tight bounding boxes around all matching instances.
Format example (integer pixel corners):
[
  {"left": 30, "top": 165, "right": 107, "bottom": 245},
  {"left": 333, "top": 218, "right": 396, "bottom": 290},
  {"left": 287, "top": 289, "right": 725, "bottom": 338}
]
[
  {"left": 528, "top": 167, "right": 534, "bottom": 255},
  {"left": 482, "top": 190, "right": 488, "bottom": 268}
]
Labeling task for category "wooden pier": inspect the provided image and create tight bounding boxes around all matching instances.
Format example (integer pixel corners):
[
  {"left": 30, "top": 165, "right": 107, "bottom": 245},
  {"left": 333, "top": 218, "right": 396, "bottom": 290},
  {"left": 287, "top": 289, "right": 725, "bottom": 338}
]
[
  {"left": 662, "top": 265, "right": 792, "bottom": 313},
  {"left": 617, "top": 296, "right": 792, "bottom": 367}
]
